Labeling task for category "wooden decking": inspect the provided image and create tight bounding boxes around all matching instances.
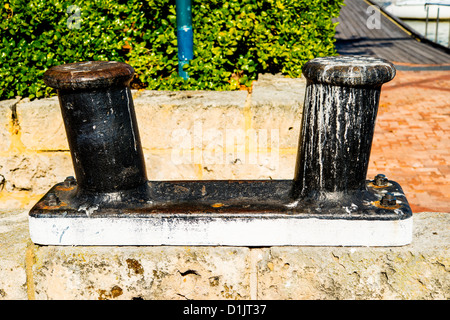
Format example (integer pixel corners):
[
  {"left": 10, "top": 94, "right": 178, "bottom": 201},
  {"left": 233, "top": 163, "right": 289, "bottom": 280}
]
[{"left": 334, "top": 0, "right": 450, "bottom": 66}]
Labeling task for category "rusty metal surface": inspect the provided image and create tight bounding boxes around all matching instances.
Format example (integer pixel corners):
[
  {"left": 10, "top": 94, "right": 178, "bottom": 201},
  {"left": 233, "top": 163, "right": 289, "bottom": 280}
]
[
  {"left": 43, "top": 61, "right": 134, "bottom": 90},
  {"left": 29, "top": 178, "right": 412, "bottom": 221}
]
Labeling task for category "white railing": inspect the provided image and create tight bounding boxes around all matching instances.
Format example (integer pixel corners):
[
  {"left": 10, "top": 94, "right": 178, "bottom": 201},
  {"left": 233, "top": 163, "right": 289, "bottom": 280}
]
[{"left": 424, "top": 2, "right": 450, "bottom": 46}]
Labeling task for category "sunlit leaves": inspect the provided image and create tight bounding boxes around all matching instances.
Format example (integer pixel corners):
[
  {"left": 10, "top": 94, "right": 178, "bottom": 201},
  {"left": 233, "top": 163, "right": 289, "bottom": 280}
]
[{"left": 0, "top": 0, "right": 343, "bottom": 99}]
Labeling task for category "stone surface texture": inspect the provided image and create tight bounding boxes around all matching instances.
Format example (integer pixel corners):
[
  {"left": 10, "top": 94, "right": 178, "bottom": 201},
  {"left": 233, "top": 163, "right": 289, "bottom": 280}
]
[{"left": 257, "top": 212, "right": 449, "bottom": 300}]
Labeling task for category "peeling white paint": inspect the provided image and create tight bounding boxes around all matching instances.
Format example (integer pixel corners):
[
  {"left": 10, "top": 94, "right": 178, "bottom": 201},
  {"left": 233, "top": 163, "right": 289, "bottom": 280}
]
[
  {"left": 285, "top": 200, "right": 299, "bottom": 208},
  {"left": 77, "top": 204, "right": 99, "bottom": 217}
]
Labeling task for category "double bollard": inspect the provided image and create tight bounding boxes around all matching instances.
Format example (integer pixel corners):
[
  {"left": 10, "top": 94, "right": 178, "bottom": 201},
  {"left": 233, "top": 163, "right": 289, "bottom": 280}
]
[{"left": 28, "top": 56, "right": 412, "bottom": 246}]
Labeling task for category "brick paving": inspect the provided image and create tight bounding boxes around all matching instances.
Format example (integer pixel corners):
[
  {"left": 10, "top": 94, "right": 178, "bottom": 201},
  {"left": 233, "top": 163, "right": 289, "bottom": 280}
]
[{"left": 367, "top": 70, "right": 450, "bottom": 213}]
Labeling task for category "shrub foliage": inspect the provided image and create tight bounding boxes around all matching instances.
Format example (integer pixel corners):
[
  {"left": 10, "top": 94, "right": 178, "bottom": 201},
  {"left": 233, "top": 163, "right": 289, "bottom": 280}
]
[{"left": 0, "top": 0, "right": 343, "bottom": 99}]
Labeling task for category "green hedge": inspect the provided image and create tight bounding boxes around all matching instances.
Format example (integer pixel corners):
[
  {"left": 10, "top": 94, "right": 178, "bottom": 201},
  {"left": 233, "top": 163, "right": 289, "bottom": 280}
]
[{"left": 0, "top": 0, "right": 343, "bottom": 100}]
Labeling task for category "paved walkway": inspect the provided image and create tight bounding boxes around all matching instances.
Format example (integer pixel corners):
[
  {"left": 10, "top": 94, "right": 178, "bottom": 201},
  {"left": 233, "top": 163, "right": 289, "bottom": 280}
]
[
  {"left": 334, "top": 0, "right": 450, "bottom": 66},
  {"left": 367, "top": 70, "right": 449, "bottom": 213}
]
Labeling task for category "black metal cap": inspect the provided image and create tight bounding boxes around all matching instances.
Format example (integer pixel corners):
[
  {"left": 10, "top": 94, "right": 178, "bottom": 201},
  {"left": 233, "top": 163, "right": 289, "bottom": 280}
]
[
  {"left": 43, "top": 61, "right": 134, "bottom": 90},
  {"left": 302, "top": 55, "right": 396, "bottom": 86}
]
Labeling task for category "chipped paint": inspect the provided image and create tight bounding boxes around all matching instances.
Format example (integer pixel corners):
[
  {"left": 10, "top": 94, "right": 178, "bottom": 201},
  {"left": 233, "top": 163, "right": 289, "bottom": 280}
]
[{"left": 78, "top": 204, "right": 99, "bottom": 217}]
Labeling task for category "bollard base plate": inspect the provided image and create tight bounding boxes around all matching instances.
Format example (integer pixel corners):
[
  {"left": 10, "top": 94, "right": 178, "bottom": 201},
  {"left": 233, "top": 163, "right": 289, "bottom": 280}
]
[{"left": 28, "top": 180, "right": 413, "bottom": 246}]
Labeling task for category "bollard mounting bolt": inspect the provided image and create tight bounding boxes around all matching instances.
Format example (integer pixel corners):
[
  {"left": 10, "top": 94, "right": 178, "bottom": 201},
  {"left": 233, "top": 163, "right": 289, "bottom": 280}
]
[
  {"left": 374, "top": 174, "right": 388, "bottom": 186},
  {"left": 46, "top": 193, "right": 60, "bottom": 206},
  {"left": 381, "top": 192, "right": 397, "bottom": 206},
  {"left": 64, "top": 176, "right": 77, "bottom": 187}
]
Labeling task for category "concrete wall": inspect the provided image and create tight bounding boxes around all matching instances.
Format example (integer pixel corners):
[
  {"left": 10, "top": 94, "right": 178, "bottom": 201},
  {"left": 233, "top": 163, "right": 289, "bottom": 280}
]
[{"left": 0, "top": 74, "right": 448, "bottom": 299}]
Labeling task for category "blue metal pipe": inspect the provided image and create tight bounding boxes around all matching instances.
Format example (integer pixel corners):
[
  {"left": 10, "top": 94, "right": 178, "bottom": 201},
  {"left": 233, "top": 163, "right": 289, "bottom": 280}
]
[{"left": 176, "top": 0, "right": 193, "bottom": 80}]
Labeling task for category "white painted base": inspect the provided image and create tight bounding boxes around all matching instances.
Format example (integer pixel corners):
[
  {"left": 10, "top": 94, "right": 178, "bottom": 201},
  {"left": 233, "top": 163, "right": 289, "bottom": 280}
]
[{"left": 28, "top": 214, "right": 413, "bottom": 246}]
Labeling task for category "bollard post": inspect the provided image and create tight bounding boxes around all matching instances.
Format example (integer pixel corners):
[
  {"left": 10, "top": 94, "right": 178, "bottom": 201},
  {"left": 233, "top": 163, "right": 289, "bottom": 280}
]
[
  {"left": 43, "top": 61, "right": 147, "bottom": 194},
  {"left": 293, "top": 56, "right": 396, "bottom": 200}
]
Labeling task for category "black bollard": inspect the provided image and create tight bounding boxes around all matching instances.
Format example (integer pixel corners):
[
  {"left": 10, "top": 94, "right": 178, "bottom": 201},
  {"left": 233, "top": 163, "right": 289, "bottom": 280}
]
[
  {"left": 44, "top": 61, "right": 147, "bottom": 194},
  {"left": 293, "top": 56, "right": 396, "bottom": 200}
]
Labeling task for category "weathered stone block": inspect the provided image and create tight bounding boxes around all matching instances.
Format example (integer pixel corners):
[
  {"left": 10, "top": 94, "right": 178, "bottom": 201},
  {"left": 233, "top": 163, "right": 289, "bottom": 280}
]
[
  {"left": 256, "top": 212, "right": 449, "bottom": 299},
  {"left": 251, "top": 73, "right": 306, "bottom": 109},
  {"left": 0, "top": 210, "right": 29, "bottom": 300},
  {"left": 134, "top": 90, "right": 248, "bottom": 151},
  {"left": 250, "top": 104, "right": 302, "bottom": 149},
  {"left": 0, "top": 98, "right": 16, "bottom": 152},
  {"left": 144, "top": 149, "right": 296, "bottom": 181},
  {"left": 16, "top": 97, "right": 69, "bottom": 151},
  {"left": 30, "top": 245, "right": 251, "bottom": 300},
  {"left": 0, "top": 152, "right": 73, "bottom": 194}
]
